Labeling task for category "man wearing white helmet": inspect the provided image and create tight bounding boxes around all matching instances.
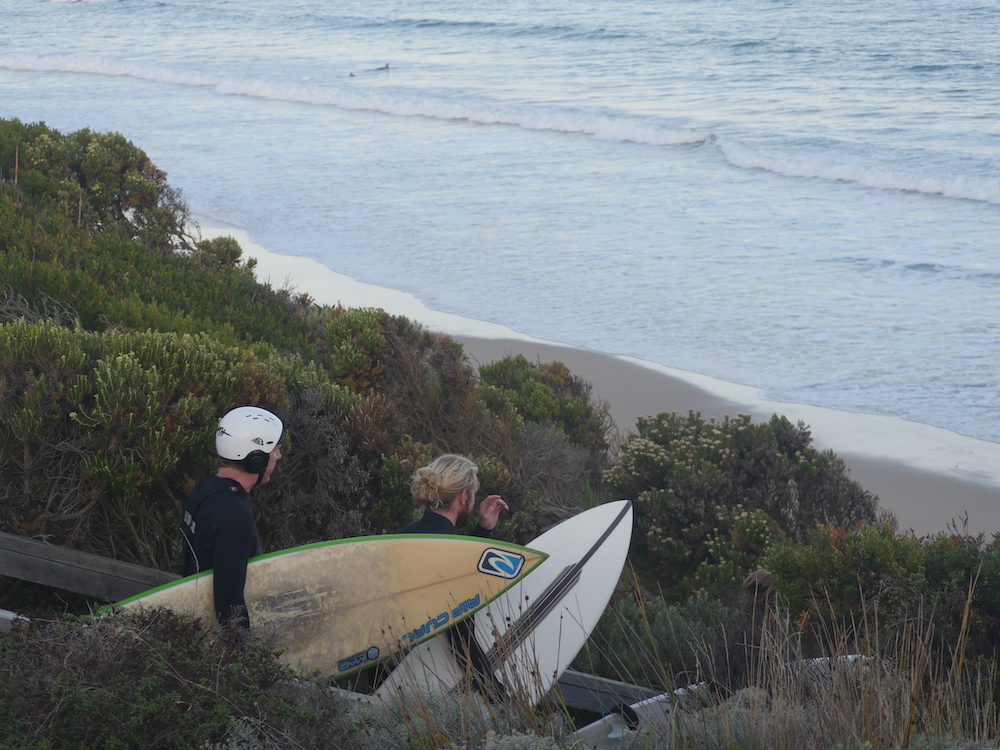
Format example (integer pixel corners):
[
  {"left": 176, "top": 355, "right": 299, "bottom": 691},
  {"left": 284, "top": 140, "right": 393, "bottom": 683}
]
[{"left": 181, "top": 406, "right": 284, "bottom": 631}]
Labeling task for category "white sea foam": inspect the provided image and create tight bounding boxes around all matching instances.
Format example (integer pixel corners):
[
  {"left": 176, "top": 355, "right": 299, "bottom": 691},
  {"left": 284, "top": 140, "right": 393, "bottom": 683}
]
[
  {"left": 5, "top": 53, "right": 992, "bottom": 206},
  {"left": 717, "top": 138, "right": 1000, "bottom": 205},
  {"left": 0, "top": 55, "right": 712, "bottom": 155},
  {"left": 0, "top": 55, "right": 220, "bottom": 88}
]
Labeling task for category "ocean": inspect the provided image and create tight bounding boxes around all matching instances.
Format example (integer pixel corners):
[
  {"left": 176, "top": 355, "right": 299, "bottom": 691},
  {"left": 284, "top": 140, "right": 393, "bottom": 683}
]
[{"left": 3, "top": 0, "right": 999, "bottom": 450}]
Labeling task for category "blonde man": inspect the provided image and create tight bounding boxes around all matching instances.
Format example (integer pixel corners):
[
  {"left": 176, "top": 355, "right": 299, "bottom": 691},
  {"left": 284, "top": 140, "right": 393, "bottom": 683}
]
[
  {"left": 391, "top": 454, "right": 509, "bottom": 697},
  {"left": 395, "top": 454, "right": 508, "bottom": 536}
]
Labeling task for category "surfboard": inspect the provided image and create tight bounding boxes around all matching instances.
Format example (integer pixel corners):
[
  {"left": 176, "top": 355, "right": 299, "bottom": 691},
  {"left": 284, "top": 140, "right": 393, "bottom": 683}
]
[
  {"left": 569, "top": 654, "right": 870, "bottom": 748},
  {"left": 115, "top": 534, "right": 546, "bottom": 679},
  {"left": 377, "top": 500, "right": 633, "bottom": 705},
  {"left": 568, "top": 683, "right": 702, "bottom": 749}
]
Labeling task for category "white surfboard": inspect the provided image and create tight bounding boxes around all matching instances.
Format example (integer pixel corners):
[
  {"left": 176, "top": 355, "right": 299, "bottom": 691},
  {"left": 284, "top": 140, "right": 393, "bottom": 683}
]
[
  {"left": 116, "top": 534, "right": 546, "bottom": 679},
  {"left": 378, "top": 500, "right": 633, "bottom": 705},
  {"left": 569, "top": 684, "right": 701, "bottom": 749},
  {"left": 569, "top": 654, "right": 872, "bottom": 748}
]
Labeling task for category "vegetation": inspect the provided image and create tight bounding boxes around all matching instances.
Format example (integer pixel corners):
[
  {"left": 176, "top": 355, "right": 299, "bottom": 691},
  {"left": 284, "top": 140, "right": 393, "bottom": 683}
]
[
  {"left": 606, "top": 410, "right": 880, "bottom": 589},
  {"left": 0, "top": 118, "right": 615, "bottom": 576},
  {"left": 765, "top": 521, "right": 1000, "bottom": 664},
  {"left": 3, "top": 117, "right": 999, "bottom": 749},
  {"left": 571, "top": 577, "right": 1000, "bottom": 750},
  {"left": 0, "top": 608, "right": 348, "bottom": 749}
]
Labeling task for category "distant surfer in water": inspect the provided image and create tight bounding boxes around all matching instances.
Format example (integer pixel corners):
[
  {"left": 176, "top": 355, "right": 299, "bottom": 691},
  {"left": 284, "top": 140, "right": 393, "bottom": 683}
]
[
  {"left": 394, "top": 454, "right": 507, "bottom": 535},
  {"left": 181, "top": 406, "right": 284, "bottom": 631}
]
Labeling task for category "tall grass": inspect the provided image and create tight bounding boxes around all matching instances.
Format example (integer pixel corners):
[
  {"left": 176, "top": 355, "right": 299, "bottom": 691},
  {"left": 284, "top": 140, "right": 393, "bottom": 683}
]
[
  {"left": 575, "top": 576, "right": 1000, "bottom": 750},
  {"left": 5, "top": 590, "right": 997, "bottom": 749}
]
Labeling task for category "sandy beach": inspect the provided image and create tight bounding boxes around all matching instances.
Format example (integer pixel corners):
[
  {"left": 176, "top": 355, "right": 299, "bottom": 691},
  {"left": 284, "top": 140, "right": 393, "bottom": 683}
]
[
  {"left": 201, "top": 219, "right": 1000, "bottom": 539},
  {"left": 455, "top": 336, "right": 1000, "bottom": 538}
]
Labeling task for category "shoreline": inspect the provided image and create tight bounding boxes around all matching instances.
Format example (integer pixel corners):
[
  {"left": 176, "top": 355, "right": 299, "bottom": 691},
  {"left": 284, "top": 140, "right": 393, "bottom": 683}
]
[{"left": 198, "top": 217, "right": 1000, "bottom": 537}]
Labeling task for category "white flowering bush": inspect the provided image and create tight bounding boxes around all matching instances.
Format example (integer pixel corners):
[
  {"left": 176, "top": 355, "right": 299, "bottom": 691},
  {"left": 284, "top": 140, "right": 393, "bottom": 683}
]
[
  {"left": 606, "top": 411, "right": 879, "bottom": 588},
  {"left": 692, "top": 506, "right": 783, "bottom": 598}
]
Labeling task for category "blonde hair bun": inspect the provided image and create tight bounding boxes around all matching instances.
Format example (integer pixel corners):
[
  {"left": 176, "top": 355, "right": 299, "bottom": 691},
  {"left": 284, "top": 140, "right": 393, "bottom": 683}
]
[{"left": 410, "top": 454, "right": 478, "bottom": 511}]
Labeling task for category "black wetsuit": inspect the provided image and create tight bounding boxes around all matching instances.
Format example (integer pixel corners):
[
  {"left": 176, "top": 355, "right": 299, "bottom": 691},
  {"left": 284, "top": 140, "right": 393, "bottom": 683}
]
[
  {"left": 394, "top": 510, "right": 492, "bottom": 538},
  {"left": 181, "top": 476, "right": 260, "bottom": 629}
]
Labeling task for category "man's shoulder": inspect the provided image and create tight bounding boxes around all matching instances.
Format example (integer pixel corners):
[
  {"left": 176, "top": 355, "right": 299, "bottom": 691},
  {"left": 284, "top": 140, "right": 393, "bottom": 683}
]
[
  {"left": 184, "top": 476, "right": 245, "bottom": 510},
  {"left": 394, "top": 512, "right": 455, "bottom": 535}
]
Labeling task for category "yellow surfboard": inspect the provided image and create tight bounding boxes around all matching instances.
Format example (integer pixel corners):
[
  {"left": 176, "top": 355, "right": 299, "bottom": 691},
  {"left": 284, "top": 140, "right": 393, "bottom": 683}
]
[{"left": 116, "top": 534, "right": 546, "bottom": 678}]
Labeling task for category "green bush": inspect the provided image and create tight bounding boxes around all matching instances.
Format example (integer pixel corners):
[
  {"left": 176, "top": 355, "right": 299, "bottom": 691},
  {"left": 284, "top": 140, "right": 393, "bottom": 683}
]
[
  {"left": 0, "top": 190, "right": 316, "bottom": 352},
  {"left": 0, "top": 319, "right": 355, "bottom": 568},
  {"left": 0, "top": 118, "right": 190, "bottom": 253},
  {"left": 478, "top": 354, "right": 612, "bottom": 464},
  {"left": 605, "top": 410, "right": 880, "bottom": 586},
  {"left": 0, "top": 608, "right": 346, "bottom": 749},
  {"left": 764, "top": 523, "right": 1000, "bottom": 660},
  {"left": 478, "top": 354, "right": 616, "bottom": 523},
  {"left": 692, "top": 506, "right": 785, "bottom": 599},
  {"left": 324, "top": 307, "right": 389, "bottom": 390}
]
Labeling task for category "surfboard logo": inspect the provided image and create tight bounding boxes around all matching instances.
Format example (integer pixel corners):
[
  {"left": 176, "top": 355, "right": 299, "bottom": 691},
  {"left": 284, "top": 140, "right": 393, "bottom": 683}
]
[
  {"left": 478, "top": 548, "right": 526, "bottom": 579},
  {"left": 337, "top": 645, "right": 381, "bottom": 672}
]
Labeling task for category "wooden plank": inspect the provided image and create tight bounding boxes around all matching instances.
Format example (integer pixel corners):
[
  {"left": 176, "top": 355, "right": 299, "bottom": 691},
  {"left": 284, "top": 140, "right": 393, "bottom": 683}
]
[
  {"left": 552, "top": 669, "right": 663, "bottom": 715},
  {"left": 0, "top": 531, "right": 178, "bottom": 601}
]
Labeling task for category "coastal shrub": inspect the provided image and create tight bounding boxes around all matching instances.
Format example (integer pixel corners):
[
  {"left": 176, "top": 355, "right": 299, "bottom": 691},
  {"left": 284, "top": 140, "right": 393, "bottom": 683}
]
[
  {"left": 0, "top": 190, "right": 316, "bottom": 352},
  {"left": 606, "top": 410, "right": 880, "bottom": 586},
  {"left": 379, "top": 316, "right": 514, "bottom": 457},
  {"left": 477, "top": 354, "right": 616, "bottom": 522},
  {"left": 252, "top": 387, "right": 371, "bottom": 548},
  {"left": 478, "top": 354, "right": 613, "bottom": 468},
  {"left": 0, "top": 117, "right": 192, "bottom": 252},
  {"left": 510, "top": 421, "right": 591, "bottom": 520},
  {"left": 346, "top": 686, "right": 568, "bottom": 750},
  {"left": 324, "top": 306, "right": 389, "bottom": 390},
  {"left": 348, "top": 687, "right": 493, "bottom": 750},
  {"left": 369, "top": 443, "right": 434, "bottom": 532},
  {"left": 0, "top": 319, "right": 363, "bottom": 569},
  {"left": 0, "top": 286, "right": 80, "bottom": 329},
  {"left": 692, "top": 506, "right": 785, "bottom": 599},
  {"left": 190, "top": 234, "right": 255, "bottom": 270},
  {"left": 0, "top": 608, "right": 347, "bottom": 749},
  {"left": 326, "top": 309, "right": 519, "bottom": 460},
  {"left": 764, "top": 523, "right": 1000, "bottom": 661}
]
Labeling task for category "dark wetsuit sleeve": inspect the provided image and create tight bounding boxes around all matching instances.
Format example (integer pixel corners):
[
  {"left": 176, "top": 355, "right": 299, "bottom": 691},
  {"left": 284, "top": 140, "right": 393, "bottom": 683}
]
[
  {"left": 212, "top": 509, "right": 256, "bottom": 629},
  {"left": 471, "top": 524, "right": 493, "bottom": 538}
]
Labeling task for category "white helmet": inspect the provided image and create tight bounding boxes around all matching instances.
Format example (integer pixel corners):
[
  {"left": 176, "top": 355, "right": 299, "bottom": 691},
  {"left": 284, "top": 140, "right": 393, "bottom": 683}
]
[{"left": 216, "top": 406, "right": 284, "bottom": 474}]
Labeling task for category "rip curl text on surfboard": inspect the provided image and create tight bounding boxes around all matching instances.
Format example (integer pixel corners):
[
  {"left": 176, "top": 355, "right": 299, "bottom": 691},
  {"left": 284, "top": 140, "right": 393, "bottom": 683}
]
[{"left": 401, "top": 594, "right": 481, "bottom": 644}]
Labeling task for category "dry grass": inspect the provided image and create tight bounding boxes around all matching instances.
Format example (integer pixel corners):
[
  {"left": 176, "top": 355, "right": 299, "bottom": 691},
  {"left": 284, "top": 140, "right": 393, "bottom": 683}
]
[{"left": 579, "top": 580, "right": 1000, "bottom": 750}]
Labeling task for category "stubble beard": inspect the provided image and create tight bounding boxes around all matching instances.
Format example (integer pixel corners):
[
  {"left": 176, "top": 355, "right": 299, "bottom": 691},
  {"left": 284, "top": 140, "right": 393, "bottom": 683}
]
[{"left": 454, "top": 495, "right": 474, "bottom": 529}]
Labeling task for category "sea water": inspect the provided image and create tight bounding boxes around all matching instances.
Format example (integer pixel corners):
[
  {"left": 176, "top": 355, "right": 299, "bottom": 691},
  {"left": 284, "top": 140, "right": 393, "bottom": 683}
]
[{"left": 2, "top": 0, "right": 999, "bottom": 447}]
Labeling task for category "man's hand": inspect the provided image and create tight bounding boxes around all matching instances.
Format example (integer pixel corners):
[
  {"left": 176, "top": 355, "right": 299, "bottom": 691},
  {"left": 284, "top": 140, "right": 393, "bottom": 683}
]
[{"left": 477, "top": 495, "right": 509, "bottom": 531}]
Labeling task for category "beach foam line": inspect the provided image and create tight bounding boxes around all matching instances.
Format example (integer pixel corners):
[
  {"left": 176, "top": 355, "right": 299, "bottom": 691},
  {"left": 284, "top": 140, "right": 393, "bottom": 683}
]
[
  {"left": 6, "top": 53, "right": 997, "bottom": 206},
  {"left": 197, "top": 215, "right": 1000, "bottom": 495}
]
